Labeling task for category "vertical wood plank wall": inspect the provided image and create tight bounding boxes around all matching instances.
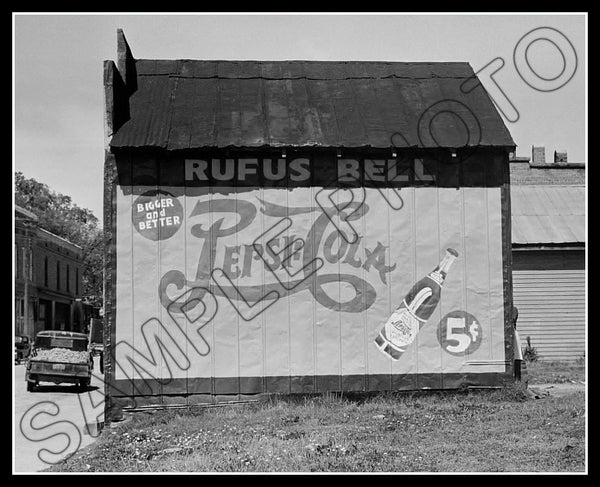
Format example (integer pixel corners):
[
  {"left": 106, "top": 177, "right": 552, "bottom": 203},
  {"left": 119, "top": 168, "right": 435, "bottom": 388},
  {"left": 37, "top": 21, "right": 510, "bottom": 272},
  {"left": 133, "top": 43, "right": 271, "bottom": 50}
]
[{"left": 104, "top": 150, "right": 513, "bottom": 411}]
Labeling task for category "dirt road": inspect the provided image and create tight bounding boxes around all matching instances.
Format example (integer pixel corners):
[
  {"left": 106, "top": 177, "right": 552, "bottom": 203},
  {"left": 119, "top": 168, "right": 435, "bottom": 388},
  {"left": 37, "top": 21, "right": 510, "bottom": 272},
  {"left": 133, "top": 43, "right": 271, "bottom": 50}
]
[{"left": 13, "top": 357, "right": 105, "bottom": 473}]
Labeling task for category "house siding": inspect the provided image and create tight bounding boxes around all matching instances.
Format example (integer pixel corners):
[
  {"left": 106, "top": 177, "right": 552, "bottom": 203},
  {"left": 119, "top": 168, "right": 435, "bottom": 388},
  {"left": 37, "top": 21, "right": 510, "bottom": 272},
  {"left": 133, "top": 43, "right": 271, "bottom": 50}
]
[{"left": 512, "top": 249, "right": 585, "bottom": 362}]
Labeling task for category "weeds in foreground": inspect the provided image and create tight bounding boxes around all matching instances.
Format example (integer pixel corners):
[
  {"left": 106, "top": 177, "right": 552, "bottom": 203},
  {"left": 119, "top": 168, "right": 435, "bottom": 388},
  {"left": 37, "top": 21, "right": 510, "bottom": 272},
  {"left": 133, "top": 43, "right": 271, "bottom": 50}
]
[{"left": 47, "top": 382, "right": 585, "bottom": 473}]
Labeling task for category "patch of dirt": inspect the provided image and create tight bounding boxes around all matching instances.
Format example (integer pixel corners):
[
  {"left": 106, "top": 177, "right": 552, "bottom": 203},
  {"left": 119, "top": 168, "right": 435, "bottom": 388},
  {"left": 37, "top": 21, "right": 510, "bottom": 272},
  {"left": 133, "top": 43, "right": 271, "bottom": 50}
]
[{"left": 527, "top": 382, "right": 585, "bottom": 399}]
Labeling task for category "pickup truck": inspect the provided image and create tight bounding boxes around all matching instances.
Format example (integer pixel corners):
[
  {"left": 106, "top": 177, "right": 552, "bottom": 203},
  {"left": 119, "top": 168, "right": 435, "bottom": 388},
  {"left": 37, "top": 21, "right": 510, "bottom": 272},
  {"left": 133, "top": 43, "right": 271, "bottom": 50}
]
[{"left": 26, "top": 330, "right": 93, "bottom": 392}]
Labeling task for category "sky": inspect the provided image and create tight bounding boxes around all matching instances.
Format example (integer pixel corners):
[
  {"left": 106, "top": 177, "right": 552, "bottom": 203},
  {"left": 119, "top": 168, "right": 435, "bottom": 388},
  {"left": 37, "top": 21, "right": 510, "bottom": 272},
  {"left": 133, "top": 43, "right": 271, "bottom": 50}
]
[{"left": 13, "top": 12, "right": 587, "bottom": 220}]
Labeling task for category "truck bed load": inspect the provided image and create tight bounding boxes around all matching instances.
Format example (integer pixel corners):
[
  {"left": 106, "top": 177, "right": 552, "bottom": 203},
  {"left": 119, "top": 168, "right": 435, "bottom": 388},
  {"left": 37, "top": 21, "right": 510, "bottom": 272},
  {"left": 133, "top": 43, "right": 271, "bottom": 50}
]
[{"left": 29, "top": 347, "right": 90, "bottom": 364}]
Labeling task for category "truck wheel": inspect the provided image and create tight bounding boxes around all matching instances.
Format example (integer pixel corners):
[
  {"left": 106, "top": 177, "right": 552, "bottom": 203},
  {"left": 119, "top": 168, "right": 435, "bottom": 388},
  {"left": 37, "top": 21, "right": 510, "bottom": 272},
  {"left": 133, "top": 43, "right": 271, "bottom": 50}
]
[{"left": 26, "top": 381, "right": 35, "bottom": 392}]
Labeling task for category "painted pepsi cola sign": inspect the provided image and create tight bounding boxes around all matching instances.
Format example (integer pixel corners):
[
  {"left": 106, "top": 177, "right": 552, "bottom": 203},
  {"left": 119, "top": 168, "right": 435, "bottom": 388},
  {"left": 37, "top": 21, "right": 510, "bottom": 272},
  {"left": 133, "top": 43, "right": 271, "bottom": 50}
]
[{"left": 112, "top": 153, "right": 509, "bottom": 398}]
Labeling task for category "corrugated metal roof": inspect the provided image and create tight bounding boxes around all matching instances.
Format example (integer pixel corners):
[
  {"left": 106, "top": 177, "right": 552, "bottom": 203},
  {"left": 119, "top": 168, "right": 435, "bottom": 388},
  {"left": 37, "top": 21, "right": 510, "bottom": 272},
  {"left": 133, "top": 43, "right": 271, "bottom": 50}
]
[
  {"left": 511, "top": 185, "right": 585, "bottom": 245},
  {"left": 110, "top": 60, "right": 515, "bottom": 150}
]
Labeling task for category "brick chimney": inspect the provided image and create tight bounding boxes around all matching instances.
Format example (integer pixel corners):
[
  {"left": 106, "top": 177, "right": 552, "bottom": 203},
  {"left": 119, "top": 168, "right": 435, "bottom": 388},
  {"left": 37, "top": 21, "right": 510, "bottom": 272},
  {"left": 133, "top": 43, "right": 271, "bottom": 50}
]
[
  {"left": 117, "top": 29, "right": 137, "bottom": 95},
  {"left": 532, "top": 146, "right": 546, "bottom": 164},
  {"left": 554, "top": 150, "right": 568, "bottom": 163}
]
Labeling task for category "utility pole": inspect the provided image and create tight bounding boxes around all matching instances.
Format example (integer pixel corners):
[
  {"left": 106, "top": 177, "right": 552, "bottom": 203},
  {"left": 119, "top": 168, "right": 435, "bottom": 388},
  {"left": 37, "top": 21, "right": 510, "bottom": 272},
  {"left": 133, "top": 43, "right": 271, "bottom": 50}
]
[
  {"left": 22, "top": 220, "right": 34, "bottom": 338},
  {"left": 22, "top": 231, "right": 30, "bottom": 338}
]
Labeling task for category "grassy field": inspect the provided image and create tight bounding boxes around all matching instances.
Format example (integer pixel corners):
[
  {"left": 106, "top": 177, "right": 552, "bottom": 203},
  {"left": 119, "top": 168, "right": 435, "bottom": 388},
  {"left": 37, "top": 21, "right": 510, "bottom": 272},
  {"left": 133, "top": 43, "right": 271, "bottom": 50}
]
[{"left": 48, "top": 362, "right": 586, "bottom": 473}]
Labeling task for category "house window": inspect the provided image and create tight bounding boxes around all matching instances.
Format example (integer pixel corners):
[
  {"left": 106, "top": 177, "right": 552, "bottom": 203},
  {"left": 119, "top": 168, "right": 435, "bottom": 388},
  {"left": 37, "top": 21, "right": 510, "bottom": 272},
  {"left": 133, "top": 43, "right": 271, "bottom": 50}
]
[
  {"left": 66, "top": 265, "right": 70, "bottom": 292},
  {"left": 19, "top": 246, "right": 33, "bottom": 281},
  {"left": 44, "top": 257, "right": 48, "bottom": 287},
  {"left": 15, "top": 244, "right": 21, "bottom": 279},
  {"left": 56, "top": 261, "right": 61, "bottom": 290},
  {"left": 75, "top": 267, "right": 79, "bottom": 295}
]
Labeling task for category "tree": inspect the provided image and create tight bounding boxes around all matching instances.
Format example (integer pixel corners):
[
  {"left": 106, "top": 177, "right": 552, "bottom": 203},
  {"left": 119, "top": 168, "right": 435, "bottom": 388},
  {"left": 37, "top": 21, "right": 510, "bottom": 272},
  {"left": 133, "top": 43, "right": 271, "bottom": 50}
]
[{"left": 15, "top": 171, "right": 103, "bottom": 307}]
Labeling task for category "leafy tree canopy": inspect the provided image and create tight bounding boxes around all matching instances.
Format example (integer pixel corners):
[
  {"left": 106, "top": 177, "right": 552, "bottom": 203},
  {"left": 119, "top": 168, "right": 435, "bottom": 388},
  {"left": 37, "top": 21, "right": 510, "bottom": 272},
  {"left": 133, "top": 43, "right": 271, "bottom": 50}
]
[{"left": 15, "top": 172, "right": 103, "bottom": 307}]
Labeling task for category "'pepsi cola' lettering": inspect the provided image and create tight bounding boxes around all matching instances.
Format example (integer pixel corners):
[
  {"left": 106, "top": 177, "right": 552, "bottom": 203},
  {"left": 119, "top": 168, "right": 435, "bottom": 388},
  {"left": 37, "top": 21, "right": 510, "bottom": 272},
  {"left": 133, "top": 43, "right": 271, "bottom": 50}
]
[
  {"left": 375, "top": 248, "right": 459, "bottom": 360},
  {"left": 158, "top": 197, "right": 397, "bottom": 315}
]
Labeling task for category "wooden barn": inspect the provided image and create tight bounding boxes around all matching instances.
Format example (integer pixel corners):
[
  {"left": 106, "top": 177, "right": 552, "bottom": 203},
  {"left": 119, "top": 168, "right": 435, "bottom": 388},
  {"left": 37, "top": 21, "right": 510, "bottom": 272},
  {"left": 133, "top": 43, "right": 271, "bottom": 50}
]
[{"left": 102, "top": 30, "right": 519, "bottom": 419}]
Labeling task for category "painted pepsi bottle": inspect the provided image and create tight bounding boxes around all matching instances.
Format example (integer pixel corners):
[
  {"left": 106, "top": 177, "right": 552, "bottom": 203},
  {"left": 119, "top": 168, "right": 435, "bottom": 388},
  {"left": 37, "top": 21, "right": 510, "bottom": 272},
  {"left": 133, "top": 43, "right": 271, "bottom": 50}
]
[{"left": 375, "top": 248, "right": 459, "bottom": 360}]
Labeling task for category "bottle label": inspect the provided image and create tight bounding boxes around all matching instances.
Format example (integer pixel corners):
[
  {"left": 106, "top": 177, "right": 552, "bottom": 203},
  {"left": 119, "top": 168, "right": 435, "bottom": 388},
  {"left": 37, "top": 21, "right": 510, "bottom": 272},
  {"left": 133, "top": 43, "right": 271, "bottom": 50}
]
[{"left": 384, "top": 305, "right": 421, "bottom": 349}]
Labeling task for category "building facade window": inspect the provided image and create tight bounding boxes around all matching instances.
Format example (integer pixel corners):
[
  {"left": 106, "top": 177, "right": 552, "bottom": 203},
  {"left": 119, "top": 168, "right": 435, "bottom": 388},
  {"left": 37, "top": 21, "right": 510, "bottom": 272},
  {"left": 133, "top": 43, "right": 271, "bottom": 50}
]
[
  {"left": 19, "top": 246, "right": 33, "bottom": 281},
  {"left": 56, "top": 260, "right": 61, "bottom": 290},
  {"left": 66, "top": 264, "right": 70, "bottom": 292},
  {"left": 28, "top": 248, "right": 32, "bottom": 280},
  {"left": 75, "top": 267, "right": 79, "bottom": 295},
  {"left": 44, "top": 257, "right": 48, "bottom": 287},
  {"left": 15, "top": 244, "right": 21, "bottom": 279}
]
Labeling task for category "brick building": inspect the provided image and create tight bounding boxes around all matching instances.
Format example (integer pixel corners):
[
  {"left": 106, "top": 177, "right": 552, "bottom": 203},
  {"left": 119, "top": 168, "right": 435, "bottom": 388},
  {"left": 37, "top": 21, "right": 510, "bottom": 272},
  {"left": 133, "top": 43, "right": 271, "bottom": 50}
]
[
  {"left": 510, "top": 146, "right": 585, "bottom": 361},
  {"left": 510, "top": 146, "right": 585, "bottom": 185},
  {"left": 15, "top": 204, "right": 86, "bottom": 339}
]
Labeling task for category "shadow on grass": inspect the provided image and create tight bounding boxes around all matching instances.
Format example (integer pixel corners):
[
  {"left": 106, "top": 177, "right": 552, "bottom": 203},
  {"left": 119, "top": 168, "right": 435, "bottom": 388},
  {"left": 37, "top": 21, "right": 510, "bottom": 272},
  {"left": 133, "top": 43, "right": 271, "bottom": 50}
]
[{"left": 260, "top": 382, "right": 531, "bottom": 408}]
